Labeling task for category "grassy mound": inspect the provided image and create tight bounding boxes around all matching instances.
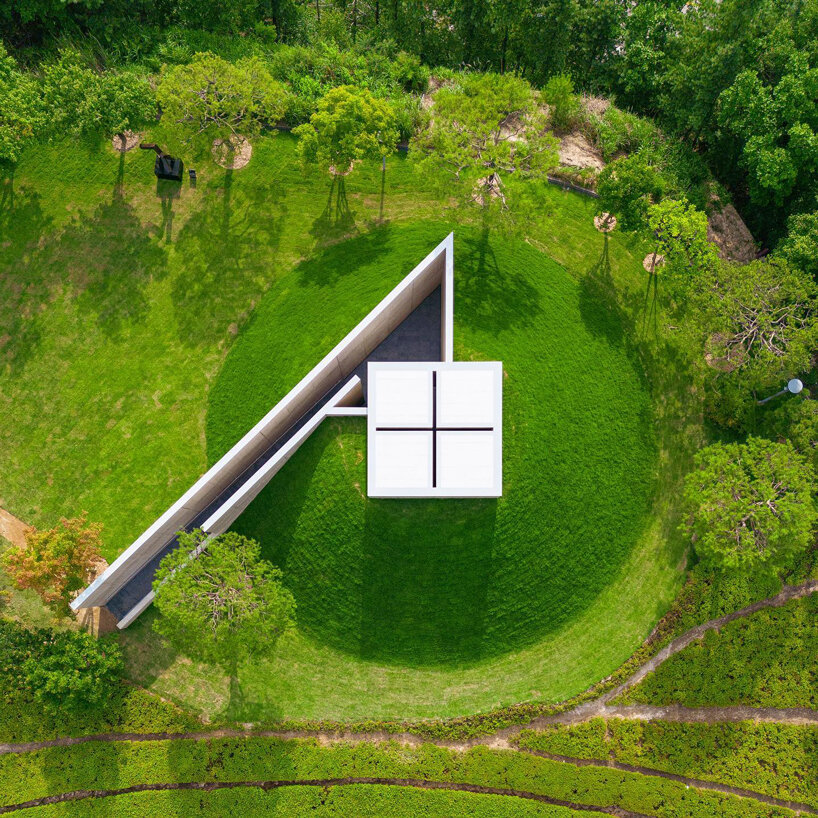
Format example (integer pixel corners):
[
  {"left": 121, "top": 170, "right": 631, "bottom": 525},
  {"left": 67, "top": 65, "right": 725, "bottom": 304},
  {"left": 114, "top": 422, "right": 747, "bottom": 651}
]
[{"left": 207, "top": 221, "right": 656, "bottom": 668}]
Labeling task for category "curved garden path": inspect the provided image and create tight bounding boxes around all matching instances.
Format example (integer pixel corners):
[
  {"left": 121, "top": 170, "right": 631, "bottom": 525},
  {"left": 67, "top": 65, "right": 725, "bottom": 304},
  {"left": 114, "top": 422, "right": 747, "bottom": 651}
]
[
  {"left": 1, "top": 579, "right": 817, "bottom": 816},
  {"left": 4, "top": 577, "right": 816, "bottom": 755}
]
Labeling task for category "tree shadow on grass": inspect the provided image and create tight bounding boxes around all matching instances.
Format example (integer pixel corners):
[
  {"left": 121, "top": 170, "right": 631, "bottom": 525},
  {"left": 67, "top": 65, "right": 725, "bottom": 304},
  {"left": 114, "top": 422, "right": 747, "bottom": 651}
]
[
  {"left": 310, "top": 175, "right": 357, "bottom": 244},
  {"left": 171, "top": 167, "right": 287, "bottom": 348},
  {"left": 0, "top": 172, "right": 50, "bottom": 376},
  {"left": 1, "top": 157, "right": 167, "bottom": 370},
  {"left": 577, "top": 235, "right": 627, "bottom": 348},
  {"left": 72, "top": 154, "right": 169, "bottom": 337},
  {"left": 455, "top": 223, "right": 542, "bottom": 334},
  {"left": 295, "top": 221, "right": 395, "bottom": 288}
]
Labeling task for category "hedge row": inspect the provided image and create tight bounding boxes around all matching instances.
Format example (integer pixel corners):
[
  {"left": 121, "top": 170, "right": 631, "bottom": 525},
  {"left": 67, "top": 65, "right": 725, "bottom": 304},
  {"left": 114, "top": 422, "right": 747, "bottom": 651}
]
[
  {"left": 0, "top": 737, "right": 798, "bottom": 817},
  {"left": 617, "top": 593, "right": 818, "bottom": 708},
  {"left": 0, "top": 684, "right": 199, "bottom": 744},
  {"left": 515, "top": 720, "right": 818, "bottom": 808},
  {"left": 15, "top": 784, "right": 601, "bottom": 817},
  {"left": 0, "top": 560, "right": 792, "bottom": 745}
]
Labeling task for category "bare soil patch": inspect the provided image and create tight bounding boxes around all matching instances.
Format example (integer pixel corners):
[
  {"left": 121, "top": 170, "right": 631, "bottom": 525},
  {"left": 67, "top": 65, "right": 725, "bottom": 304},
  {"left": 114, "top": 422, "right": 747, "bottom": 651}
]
[
  {"left": 111, "top": 131, "right": 142, "bottom": 153},
  {"left": 583, "top": 96, "right": 610, "bottom": 118},
  {"left": 594, "top": 213, "right": 617, "bottom": 232},
  {"left": 212, "top": 136, "right": 253, "bottom": 170},
  {"left": 559, "top": 133, "right": 605, "bottom": 171},
  {"left": 0, "top": 508, "right": 29, "bottom": 548},
  {"left": 707, "top": 200, "right": 757, "bottom": 264},
  {"left": 643, "top": 253, "right": 665, "bottom": 274}
]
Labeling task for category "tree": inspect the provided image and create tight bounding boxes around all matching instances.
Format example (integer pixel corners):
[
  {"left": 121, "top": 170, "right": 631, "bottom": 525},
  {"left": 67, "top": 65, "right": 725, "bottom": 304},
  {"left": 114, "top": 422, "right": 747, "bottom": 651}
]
[
  {"left": 157, "top": 53, "right": 288, "bottom": 155},
  {"left": 683, "top": 437, "right": 817, "bottom": 572},
  {"left": 688, "top": 258, "right": 818, "bottom": 427},
  {"left": 777, "top": 211, "right": 818, "bottom": 279},
  {"left": 411, "top": 72, "right": 558, "bottom": 208},
  {"left": 21, "top": 629, "right": 123, "bottom": 717},
  {"left": 0, "top": 42, "right": 42, "bottom": 166},
  {"left": 647, "top": 197, "right": 718, "bottom": 282},
  {"left": 293, "top": 84, "right": 398, "bottom": 176},
  {"left": 3, "top": 514, "right": 103, "bottom": 615},
  {"left": 41, "top": 49, "right": 154, "bottom": 137},
  {"left": 717, "top": 53, "right": 818, "bottom": 208},
  {"left": 596, "top": 151, "right": 666, "bottom": 231},
  {"left": 152, "top": 530, "right": 295, "bottom": 675}
]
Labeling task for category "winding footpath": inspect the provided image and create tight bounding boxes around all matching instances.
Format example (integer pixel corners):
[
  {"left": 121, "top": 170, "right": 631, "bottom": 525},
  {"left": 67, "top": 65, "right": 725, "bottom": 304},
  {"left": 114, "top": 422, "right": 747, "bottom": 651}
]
[{"left": 1, "top": 578, "right": 816, "bottom": 815}]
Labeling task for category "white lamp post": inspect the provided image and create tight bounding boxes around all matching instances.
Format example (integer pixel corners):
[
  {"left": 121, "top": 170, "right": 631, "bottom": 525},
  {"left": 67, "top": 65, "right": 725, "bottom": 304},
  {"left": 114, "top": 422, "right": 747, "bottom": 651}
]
[{"left": 757, "top": 378, "right": 805, "bottom": 405}]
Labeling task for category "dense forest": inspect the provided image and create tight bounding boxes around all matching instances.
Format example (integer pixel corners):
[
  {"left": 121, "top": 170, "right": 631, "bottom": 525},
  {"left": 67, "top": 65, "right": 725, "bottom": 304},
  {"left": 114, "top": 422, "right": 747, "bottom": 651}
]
[{"left": 1, "top": 0, "right": 816, "bottom": 248}]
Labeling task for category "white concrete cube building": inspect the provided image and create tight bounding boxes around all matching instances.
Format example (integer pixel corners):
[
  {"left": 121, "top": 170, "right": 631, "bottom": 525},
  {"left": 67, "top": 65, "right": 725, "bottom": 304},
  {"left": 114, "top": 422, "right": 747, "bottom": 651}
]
[{"left": 367, "top": 361, "right": 503, "bottom": 498}]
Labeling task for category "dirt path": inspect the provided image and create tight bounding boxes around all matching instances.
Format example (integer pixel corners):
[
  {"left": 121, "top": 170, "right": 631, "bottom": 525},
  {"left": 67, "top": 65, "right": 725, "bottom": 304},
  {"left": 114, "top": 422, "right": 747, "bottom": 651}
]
[
  {"left": 0, "top": 778, "right": 648, "bottom": 817},
  {"left": 0, "top": 508, "right": 29, "bottom": 548},
  {"left": 519, "top": 749, "right": 818, "bottom": 815},
  {"left": 2, "top": 577, "right": 817, "bottom": 758}
]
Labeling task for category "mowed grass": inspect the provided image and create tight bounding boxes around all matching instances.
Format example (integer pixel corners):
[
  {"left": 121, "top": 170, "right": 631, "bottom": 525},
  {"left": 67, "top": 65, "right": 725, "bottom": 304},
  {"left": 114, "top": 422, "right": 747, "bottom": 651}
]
[
  {"left": 210, "top": 222, "right": 655, "bottom": 669},
  {"left": 0, "top": 132, "right": 445, "bottom": 560},
  {"left": 122, "top": 223, "right": 693, "bottom": 721},
  {"left": 1, "top": 132, "right": 697, "bottom": 721}
]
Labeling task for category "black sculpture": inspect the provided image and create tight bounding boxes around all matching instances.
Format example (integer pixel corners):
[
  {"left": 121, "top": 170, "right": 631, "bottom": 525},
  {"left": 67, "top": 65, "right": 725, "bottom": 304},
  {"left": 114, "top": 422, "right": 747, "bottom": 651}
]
[{"left": 140, "top": 143, "right": 184, "bottom": 182}]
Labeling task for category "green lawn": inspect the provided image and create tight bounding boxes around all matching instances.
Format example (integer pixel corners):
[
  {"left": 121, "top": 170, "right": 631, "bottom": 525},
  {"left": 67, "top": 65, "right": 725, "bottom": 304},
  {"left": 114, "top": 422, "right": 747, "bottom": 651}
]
[
  {"left": 0, "top": 132, "right": 443, "bottom": 561},
  {"left": 1, "top": 132, "right": 699, "bottom": 723},
  {"left": 120, "top": 222, "right": 691, "bottom": 721}
]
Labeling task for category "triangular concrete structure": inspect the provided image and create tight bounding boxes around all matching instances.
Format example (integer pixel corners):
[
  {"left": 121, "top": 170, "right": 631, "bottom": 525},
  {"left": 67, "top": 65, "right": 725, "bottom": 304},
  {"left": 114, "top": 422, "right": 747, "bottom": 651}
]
[{"left": 72, "top": 234, "right": 455, "bottom": 628}]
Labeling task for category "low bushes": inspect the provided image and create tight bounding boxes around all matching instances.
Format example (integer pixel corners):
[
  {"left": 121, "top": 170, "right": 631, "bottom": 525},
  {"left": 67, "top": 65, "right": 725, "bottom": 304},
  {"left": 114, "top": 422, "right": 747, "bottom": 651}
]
[
  {"left": 0, "top": 737, "right": 799, "bottom": 817},
  {"left": 0, "top": 620, "right": 198, "bottom": 742},
  {"left": 516, "top": 720, "right": 818, "bottom": 809},
  {"left": 617, "top": 593, "right": 818, "bottom": 708},
  {"left": 13, "top": 786, "right": 602, "bottom": 817}
]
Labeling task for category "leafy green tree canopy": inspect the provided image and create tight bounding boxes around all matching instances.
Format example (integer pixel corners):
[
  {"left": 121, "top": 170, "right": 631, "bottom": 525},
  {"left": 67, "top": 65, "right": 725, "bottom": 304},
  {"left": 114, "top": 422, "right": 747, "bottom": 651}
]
[
  {"left": 293, "top": 84, "right": 398, "bottom": 175},
  {"left": 647, "top": 197, "right": 718, "bottom": 280},
  {"left": 542, "top": 74, "right": 579, "bottom": 131},
  {"left": 777, "top": 211, "right": 818, "bottom": 279},
  {"left": 689, "top": 258, "right": 818, "bottom": 427},
  {"left": 0, "top": 42, "right": 43, "bottom": 166},
  {"left": 21, "top": 630, "right": 123, "bottom": 717},
  {"left": 718, "top": 53, "right": 818, "bottom": 206},
  {"left": 597, "top": 151, "right": 666, "bottom": 231},
  {"left": 41, "top": 49, "right": 154, "bottom": 137},
  {"left": 411, "top": 72, "right": 558, "bottom": 207},
  {"left": 683, "top": 437, "right": 817, "bottom": 572},
  {"left": 157, "top": 53, "right": 287, "bottom": 154},
  {"left": 153, "top": 529, "right": 295, "bottom": 672}
]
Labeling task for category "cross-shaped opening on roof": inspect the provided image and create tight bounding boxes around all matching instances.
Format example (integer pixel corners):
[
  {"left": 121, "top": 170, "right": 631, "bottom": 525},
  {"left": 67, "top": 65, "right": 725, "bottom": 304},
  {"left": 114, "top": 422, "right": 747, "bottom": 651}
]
[{"left": 367, "top": 362, "right": 503, "bottom": 498}]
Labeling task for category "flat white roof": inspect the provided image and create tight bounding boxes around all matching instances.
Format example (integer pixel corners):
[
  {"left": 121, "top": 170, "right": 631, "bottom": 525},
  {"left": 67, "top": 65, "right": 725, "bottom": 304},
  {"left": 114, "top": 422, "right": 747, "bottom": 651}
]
[{"left": 367, "top": 361, "right": 503, "bottom": 498}]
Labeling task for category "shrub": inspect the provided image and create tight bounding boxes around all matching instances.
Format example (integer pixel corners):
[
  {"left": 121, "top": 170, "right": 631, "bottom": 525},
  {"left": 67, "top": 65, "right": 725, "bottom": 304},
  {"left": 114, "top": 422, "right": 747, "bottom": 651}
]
[
  {"left": 391, "top": 51, "right": 429, "bottom": 93},
  {"left": 543, "top": 74, "right": 580, "bottom": 131}
]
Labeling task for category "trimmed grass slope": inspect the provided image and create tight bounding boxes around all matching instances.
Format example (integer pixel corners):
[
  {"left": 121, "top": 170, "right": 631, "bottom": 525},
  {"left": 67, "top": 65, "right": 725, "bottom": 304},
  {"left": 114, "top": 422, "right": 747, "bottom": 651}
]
[
  {"left": 211, "top": 222, "right": 656, "bottom": 668},
  {"left": 120, "top": 217, "right": 688, "bottom": 722}
]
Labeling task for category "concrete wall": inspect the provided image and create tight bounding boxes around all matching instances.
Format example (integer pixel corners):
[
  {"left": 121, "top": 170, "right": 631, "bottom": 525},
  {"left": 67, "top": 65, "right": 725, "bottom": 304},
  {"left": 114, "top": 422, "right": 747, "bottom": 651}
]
[{"left": 73, "top": 233, "right": 453, "bottom": 613}]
